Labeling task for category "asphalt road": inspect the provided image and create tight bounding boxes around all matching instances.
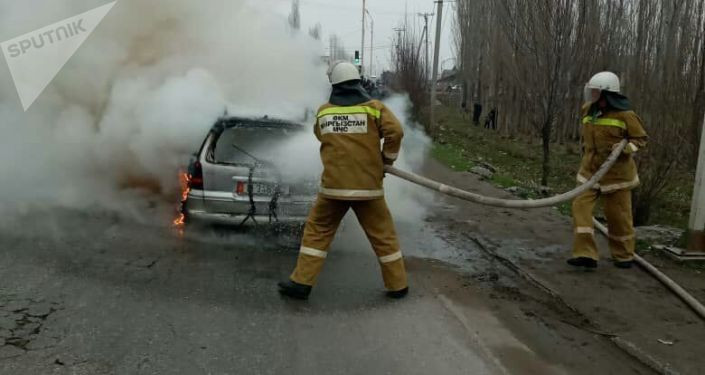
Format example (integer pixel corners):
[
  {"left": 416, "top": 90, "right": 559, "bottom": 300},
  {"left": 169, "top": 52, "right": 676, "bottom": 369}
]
[{"left": 0, "top": 205, "right": 647, "bottom": 374}]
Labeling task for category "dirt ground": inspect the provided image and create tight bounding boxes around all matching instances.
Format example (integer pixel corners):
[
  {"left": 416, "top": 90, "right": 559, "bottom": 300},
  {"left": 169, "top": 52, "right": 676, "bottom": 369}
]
[{"left": 418, "top": 157, "right": 705, "bottom": 374}]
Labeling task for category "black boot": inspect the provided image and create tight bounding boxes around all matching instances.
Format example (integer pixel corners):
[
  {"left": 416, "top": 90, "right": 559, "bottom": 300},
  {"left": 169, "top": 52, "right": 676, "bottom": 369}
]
[
  {"left": 386, "top": 287, "right": 409, "bottom": 299},
  {"left": 614, "top": 260, "right": 634, "bottom": 269},
  {"left": 278, "top": 280, "right": 312, "bottom": 300},
  {"left": 567, "top": 257, "right": 598, "bottom": 269}
]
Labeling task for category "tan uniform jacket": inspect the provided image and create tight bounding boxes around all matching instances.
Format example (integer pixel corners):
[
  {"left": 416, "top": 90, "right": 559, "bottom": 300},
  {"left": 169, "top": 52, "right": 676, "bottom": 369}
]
[
  {"left": 314, "top": 100, "right": 404, "bottom": 200},
  {"left": 577, "top": 105, "right": 648, "bottom": 193}
]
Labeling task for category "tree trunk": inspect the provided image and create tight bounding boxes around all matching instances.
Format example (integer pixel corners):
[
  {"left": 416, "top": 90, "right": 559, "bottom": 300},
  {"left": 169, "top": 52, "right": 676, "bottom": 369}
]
[
  {"left": 632, "top": 189, "right": 651, "bottom": 226},
  {"left": 541, "top": 120, "right": 551, "bottom": 186}
]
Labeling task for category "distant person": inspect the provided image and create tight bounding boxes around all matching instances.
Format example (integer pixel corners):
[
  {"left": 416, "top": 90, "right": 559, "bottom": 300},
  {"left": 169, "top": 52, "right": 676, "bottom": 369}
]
[
  {"left": 473, "top": 102, "right": 482, "bottom": 126},
  {"left": 278, "top": 61, "right": 408, "bottom": 300},
  {"left": 484, "top": 108, "right": 497, "bottom": 130},
  {"left": 568, "top": 71, "right": 648, "bottom": 269}
]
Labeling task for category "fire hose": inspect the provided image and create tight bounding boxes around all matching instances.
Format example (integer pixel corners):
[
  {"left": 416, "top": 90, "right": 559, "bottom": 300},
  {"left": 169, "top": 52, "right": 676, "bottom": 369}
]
[
  {"left": 384, "top": 139, "right": 705, "bottom": 321},
  {"left": 593, "top": 219, "right": 705, "bottom": 321},
  {"left": 385, "top": 140, "right": 628, "bottom": 208}
]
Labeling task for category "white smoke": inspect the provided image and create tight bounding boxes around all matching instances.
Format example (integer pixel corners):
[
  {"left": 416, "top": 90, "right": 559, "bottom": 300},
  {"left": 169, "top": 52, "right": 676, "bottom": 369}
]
[
  {"left": 382, "top": 94, "right": 436, "bottom": 224},
  {"left": 0, "top": 0, "right": 436, "bottom": 232},
  {"left": 0, "top": 0, "right": 330, "bottom": 217}
]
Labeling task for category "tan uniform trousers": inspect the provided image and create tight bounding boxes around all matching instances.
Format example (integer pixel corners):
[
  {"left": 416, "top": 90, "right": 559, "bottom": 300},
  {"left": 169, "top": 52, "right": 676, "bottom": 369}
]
[
  {"left": 290, "top": 196, "right": 408, "bottom": 292},
  {"left": 572, "top": 188, "right": 635, "bottom": 262}
]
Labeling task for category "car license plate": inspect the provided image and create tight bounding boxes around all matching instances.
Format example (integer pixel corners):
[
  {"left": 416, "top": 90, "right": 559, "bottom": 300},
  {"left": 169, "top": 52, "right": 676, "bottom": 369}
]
[{"left": 237, "top": 182, "right": 289, "bottom": 196}]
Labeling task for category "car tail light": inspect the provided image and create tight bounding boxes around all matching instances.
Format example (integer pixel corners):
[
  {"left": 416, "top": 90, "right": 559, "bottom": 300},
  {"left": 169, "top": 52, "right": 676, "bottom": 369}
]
[
  {"left": 189, "top": 161, "right": 204, "bottom": 190},
  {"left": 235, "top": 181, "right": 246, "bottom": 195}
]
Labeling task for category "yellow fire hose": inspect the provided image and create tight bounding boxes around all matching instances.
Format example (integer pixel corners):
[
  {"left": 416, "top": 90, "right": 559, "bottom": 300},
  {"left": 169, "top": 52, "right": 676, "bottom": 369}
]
[{"left": 384, "top": 139, "right": 705, "bottom": 321}]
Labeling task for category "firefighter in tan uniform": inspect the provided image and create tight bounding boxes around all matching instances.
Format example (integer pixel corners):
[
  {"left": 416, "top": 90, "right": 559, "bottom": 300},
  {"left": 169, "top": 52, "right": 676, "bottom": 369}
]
[
  {"left": 278, "top": 61, "right": 408, "bottom": 300},
  {"left": 568, "top": 72, "right": 648, "bottom": 269}
]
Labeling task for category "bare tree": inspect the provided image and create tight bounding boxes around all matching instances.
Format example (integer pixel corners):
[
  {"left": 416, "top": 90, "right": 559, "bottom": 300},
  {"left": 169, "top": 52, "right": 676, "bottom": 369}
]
[
  {"left": 454, "top": 0, "right": 705, "bottom": 223},
  {"left": 390, "top": 25, "right": 430, "bottom": 126},
  {"left": 309, "top": 23, "right": 321, "bottom": 40},
  {"left": 288, "top": 0, "right": 300, "bottom": 31},
  {"left": 328, "top": 34, "right": 349, "bottom": 62}
]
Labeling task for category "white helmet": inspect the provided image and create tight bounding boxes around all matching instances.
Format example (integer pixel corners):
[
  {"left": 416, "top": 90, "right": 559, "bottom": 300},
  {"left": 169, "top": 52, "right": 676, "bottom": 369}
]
[
  {"left": 584, "top": 71, "right": 620, "bottom": 103},
  {"left": 586, "top": 71, "right": 620, "bottom": 93},
  {"left": 328, "top": 61, "right": 360, "bottom": 85}
]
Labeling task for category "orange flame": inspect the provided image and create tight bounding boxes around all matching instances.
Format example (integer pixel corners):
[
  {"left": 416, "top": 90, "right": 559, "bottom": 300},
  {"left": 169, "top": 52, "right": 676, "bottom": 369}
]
[{"left": 173, "top": 170, "right": 191, "bottom": 230}]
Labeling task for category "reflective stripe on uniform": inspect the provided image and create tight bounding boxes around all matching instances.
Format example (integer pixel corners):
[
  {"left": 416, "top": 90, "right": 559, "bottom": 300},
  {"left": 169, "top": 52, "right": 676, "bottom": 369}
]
[
  {"left": 300, "top": 246, "right": 328, "bottom": 258},
  {"left": 609, "top": 233, "right": 635, "bottom": 242},
  {"left": 317, "top": 106, "right": 382, "bottom": 119},
  {"left": 320, "top": 187, "right": 384, "bottom": 198},
  {"left": 379, "top": 251, "right": 403, "bottom": 263},
  {"left": 577, "top": 173, "right": 600, "bottom": 189},
  {"left": 600, "top": 175, "right": 640, "bottom": 193},
  {"left": 383, "top": 152, "right": 399, "bottom": 160},
  {"left": 576, "top": 227, "right": 595, "bottom": 235},
  {"left": 582, "top": 116, "right": 627, "bottom": 129},
  {"left": 578, "top": 173, "right": 639, "bottom": 193}
]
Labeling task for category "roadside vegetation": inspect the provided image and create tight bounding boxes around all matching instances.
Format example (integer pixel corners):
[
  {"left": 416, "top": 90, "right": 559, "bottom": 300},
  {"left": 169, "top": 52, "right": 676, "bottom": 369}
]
[
  {"left": 385, "top": 1, "right": 701, "bottom": 231},
  {"left": 431, "top": 104, "right": 693, "bottom": 229}
]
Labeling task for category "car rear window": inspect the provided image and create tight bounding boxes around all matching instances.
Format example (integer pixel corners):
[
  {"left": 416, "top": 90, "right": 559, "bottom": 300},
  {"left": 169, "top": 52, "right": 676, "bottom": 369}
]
[{"left": 213, "top": 126, "right": 297, "bottom": 165}]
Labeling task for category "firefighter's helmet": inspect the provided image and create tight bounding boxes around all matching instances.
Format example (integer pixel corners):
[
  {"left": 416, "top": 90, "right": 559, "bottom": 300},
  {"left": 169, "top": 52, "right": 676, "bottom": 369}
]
[
  {"left": 586, "top": 71, "right": 620, "bottom": 93},
  {"left": 328, "top": 61, "right": 360, "bottom": 85},
  {"left": 584, "top": 71, "right": 621, "bottom": 103}
]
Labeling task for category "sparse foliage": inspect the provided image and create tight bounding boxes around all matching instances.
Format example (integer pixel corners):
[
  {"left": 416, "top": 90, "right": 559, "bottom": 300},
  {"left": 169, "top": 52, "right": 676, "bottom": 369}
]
[{"left": 391, "top": 27, "right": 430, "bottom": 126}]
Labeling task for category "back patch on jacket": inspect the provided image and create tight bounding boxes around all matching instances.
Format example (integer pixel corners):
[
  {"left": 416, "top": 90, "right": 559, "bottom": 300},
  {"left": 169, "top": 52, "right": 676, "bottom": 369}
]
[{"left": 319, "top": 114, "right": 368, "bottom": 135}]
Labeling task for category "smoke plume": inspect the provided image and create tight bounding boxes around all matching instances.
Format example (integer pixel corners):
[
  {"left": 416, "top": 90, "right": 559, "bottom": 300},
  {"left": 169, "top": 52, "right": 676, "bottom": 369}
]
[
  {"left": 0, "top": 0, "right": 435, "bottom": 228},
  {"left": 0, "top": 0, "right": 329, "bottom": 217}
]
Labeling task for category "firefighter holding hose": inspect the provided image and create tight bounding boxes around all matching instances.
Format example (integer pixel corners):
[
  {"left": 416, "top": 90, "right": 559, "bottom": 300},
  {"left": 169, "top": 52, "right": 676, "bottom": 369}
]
[
  {"left": 568, "top": 72, "right": 648, "bottom": 269},
  {"left": 278, "top": 61, "right": 408, "bottom": 300}
]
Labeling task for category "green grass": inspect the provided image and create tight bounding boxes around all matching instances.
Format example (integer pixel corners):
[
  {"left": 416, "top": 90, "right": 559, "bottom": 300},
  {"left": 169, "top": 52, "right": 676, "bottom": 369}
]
[
  {"left": 433, "top": 105, "right": 581, "bottom": 192},
  {"left": 431, "top": 105, "right": 690, "bottom": 229},
  {"left": 431, "top": 143, "right": 473, "bottom": 171},
  {"left": 490, "top": 174, "right": 516, "bottom": 188}
]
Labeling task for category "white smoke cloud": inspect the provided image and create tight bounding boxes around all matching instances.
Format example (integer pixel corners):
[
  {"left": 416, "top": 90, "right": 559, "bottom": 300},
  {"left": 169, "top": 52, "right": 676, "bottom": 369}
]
[
  {"left": 382, "top": 94, "right": 437, "bottom": 224},
  {"left": 0, "top": 0, "right": 436, "bottom": 234},
  {"left": 0, "top": 0, "right": 330, "bottom": 217}
]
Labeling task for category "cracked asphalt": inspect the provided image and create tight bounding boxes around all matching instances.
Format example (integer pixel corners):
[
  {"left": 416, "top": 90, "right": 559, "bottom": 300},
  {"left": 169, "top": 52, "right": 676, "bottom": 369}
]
[{"left": 0, "top": 205, "right": 648, "bottom": 374}]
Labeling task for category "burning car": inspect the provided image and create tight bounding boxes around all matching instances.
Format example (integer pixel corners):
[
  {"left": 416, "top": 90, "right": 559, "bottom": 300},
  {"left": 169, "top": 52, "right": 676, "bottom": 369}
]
[{"left": 177, "top": 116, "right": 318, "bottom": 230}]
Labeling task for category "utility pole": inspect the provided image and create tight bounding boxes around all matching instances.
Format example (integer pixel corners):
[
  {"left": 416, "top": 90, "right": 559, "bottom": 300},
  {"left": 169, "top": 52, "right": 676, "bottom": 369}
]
[
  {"left": 365, "top": 9, "right": 374, "bottom": 77},
  {"left": 360, "top": 0, "right": 366, "bottom": 75},
  {"left": 418, "top": 12, "right": 433, "bottom": 77},
  {"left": 429, "top": 0, "right": 443, "bottom": 131},
  {"left": 688, "top": 114, "right": 705, "bottom": 253},
  {"left": 416, "top": 27, "right": 427, "bottom": 66},
  {"left": 393, "top": 27, "right": 405, "bottom": 55}
]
